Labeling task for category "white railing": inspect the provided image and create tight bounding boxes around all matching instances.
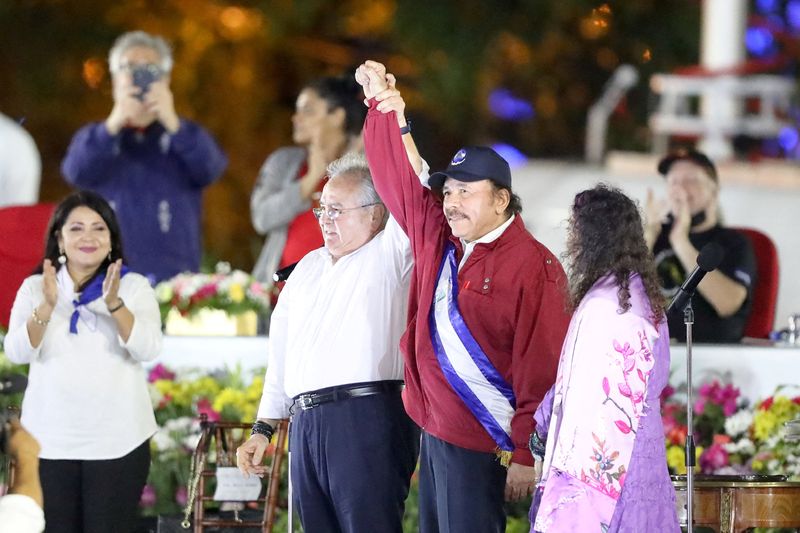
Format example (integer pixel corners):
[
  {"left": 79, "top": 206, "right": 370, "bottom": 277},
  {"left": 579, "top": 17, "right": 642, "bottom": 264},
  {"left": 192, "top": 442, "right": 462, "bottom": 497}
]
[{"left": 648, "top": 74, "right": 796, "bottom": 155}]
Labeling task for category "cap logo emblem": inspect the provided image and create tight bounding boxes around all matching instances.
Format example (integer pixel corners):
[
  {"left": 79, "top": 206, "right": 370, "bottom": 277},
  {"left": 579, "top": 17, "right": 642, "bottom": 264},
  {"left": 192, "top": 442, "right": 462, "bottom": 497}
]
[{"left": 451, "top": 149, "right": 467, "bottom": 166}]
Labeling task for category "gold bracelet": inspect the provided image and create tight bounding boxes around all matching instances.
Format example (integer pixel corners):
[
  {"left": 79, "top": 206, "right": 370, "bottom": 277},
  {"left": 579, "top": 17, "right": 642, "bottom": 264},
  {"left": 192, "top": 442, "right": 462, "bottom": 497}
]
[{"left": 31, "top": 307, "right": 50, "bottom": 326}]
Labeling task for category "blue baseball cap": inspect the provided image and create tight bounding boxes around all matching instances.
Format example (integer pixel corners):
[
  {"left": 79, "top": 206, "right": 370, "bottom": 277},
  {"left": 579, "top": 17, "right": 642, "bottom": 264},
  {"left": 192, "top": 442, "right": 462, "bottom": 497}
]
[{"left": 429, "top": 146, "right": 512, "bottom": 190}]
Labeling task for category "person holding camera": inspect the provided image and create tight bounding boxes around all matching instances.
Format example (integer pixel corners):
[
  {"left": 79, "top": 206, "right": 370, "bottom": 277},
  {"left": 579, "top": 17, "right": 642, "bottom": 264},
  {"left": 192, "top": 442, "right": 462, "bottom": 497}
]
[
  {"left": 61, "top": 30, "right": 227, "bottom": 283},
  {"left": 0, "top": 419, "right": 45, "bottom": 533},
  {"left": 3, "top": 191, "right": 162, "bottom": 532}
]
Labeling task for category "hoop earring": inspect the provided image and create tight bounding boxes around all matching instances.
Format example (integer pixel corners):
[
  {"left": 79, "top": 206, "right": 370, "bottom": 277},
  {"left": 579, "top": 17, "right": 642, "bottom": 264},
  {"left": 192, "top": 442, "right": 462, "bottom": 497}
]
[{"left": 58, "top": 249, "right": 67, "bottom": 265}]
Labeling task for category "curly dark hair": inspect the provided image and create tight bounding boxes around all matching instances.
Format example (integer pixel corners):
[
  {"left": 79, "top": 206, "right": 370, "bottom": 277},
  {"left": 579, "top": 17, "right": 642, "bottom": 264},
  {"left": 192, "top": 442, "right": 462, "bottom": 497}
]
[{"left": 565, "top": 184, "right": 665, "bottom": 323}]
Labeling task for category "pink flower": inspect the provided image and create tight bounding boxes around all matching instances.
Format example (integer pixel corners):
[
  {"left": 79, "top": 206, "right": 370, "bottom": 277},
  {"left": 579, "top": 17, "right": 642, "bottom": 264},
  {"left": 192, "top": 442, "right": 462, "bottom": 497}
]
[
  {"left": 660, "top": 385, "right": 675, "bottom": 401},
  {"left": 699, "top": 443, "right": 729, "bottom": 473},
  {"left": 196, "top": 398, "right": 220, "bottom": 422},
  {"left": 175, "top": 486, "right": 188, "bottom": 506},
  {"left": 602, "top": 377, "right": 610, "bottom": 396},
  {"left": 694, "top": 397, "right": 707, "bottom": 415},
  {"left": 140, "top": 484, "right": 157, "bottom": 508},
  {"left": 148, "top": 363, "right": 176, "bottom": 383}
]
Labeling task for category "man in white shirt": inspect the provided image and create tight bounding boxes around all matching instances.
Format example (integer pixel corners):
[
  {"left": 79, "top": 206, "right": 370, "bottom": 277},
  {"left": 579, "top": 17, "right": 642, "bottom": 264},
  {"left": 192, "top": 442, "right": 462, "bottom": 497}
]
[
  {"left": 0, "top": 112, "right": 41, "bottom": 208},
  {"left": 236, "top": 152, "right": 419, "bottom": 533}
]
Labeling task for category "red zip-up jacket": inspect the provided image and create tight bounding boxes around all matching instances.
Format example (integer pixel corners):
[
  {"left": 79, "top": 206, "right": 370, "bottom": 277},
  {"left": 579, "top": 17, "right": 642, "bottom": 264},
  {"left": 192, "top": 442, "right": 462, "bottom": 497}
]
[{"left": 364, "top": 101, "right": 571, "bottom": 465}]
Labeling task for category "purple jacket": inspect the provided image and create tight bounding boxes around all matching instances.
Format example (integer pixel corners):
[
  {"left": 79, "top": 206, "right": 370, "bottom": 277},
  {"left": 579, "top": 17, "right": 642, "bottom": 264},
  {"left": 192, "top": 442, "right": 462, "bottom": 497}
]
[{"left": 61, "top": 120, "right": 227, "bottom": 282}]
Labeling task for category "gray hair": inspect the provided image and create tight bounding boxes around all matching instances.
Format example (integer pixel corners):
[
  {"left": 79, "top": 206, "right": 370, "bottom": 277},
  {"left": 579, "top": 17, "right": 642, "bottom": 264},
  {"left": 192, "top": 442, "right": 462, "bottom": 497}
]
[
  {"left": 326, "top": 152, "right": 388, "bottom": 224},
  {"left": 109, "top": 31, "right": 173, "bottom": 74}
]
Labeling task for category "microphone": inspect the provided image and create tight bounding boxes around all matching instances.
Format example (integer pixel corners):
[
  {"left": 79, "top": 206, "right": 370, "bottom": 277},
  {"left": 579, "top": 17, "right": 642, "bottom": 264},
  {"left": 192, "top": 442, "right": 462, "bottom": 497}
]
[
  {"left": 667, "top": 242, "right": 725, "bottom": 316},
  {"left": 273, "top": 262, "right": 298, "bottom": 283},
  {"left": 0, "top": 373, "right": 27, "bottom": 395}
]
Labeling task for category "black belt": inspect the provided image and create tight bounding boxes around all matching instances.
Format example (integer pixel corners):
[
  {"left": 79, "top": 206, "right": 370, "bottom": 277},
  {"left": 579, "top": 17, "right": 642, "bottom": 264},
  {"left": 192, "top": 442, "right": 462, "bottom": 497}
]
[{"left": 292, "top": 380, "right": 403, "bottom": 412}]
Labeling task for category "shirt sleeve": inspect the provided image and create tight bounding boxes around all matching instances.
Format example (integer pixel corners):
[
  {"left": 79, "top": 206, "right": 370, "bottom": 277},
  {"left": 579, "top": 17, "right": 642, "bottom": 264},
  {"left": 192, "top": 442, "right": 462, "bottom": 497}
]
[
  {"left": 3, "top": 278, "right": 42, "bottom": 365},
  {"left": 363, "top": 99, "right": 445, "bottom": 251},
  {"left": 60, "top": 123, "right": 119, "bottom": 188},
  {"left": 250, "top": 148, "right": 310, "bottom": 234},
  {"left": 169, "top": 120, "right": 228, "bottom": 188},
  {"left": 0, "top": 494, "right": 45, "bottom": 533},
  {"left": 256, "top": 277, "right": 293, "bottom": 420},
  {"left": 3, "top": 122, "right": 40, "bottom": 205},
  {"left": 118, "top": 275, "right": 163, "bottom": 362},
  {"left": 720, "top": 230, "right": 757, "bottom": 292},
  {"left": 509, "top": 258, "right": 571, "bottom": 466}
]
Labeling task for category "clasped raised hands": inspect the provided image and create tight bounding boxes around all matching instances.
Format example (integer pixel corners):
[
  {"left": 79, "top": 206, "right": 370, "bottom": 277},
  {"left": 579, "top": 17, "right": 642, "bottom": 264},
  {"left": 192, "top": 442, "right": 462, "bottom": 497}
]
[{"left": 355, "top": 61, "right": 407, "bottom": 123}]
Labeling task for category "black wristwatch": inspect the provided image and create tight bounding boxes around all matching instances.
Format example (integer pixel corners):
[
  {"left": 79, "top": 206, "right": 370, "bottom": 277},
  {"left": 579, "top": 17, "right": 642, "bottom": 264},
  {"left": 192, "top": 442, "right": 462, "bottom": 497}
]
[{"left": 399, "top": 120, "right": 412, "bottom": 135}]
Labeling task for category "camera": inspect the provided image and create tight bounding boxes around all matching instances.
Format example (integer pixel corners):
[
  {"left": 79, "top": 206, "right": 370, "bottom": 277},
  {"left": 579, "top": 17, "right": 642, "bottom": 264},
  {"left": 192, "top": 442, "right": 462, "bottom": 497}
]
[{"left": 131, "top": 64, "right": 163, "bottom": 101}]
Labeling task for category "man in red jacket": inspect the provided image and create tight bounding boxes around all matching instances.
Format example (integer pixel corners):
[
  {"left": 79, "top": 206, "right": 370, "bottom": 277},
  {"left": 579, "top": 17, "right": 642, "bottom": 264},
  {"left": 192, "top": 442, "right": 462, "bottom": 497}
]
[{"left": 356, "top": 61, "right": 570, "bottom": 532}]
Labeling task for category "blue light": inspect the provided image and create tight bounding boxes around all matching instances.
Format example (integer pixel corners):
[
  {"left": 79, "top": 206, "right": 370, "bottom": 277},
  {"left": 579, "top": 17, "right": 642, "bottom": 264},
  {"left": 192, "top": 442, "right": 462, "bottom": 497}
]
[
  {"left": 787, "top": 0, "right": 800, "bottom": 30},
  {"left": 488, "top": 89, "right": 535, "bottom": 121},
  {"left": 491, "top": 143, "right": 528, "bottom": 169},
  {"left": 756, "top": 0, "right": 779, "bottom": 14},
  {"left": 778, "top": 126, "right": 800, "bottom": 152},
  {"left": 745, "top": 26, "right": 775, "bottom": 56}
]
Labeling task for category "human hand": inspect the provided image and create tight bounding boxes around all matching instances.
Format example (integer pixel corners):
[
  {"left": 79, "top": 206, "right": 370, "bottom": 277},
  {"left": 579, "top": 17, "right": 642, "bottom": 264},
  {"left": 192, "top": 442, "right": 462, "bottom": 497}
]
[
  {"left": 668, "top": 188, "right": 691, "bottom": 245},
  {"left": 145, "top": 80, "right": 180, "bottom": 133},
  {"left": 236, "top": 434, "right": 271, "bottom": 478},
  {"left": 7, "top": 419, "right": 40, "bottom": 461},
  {"left": 505, "top": 462, "right": 537, "bottom": 501},
  {"left": 106, "top": 76, "right": 146, "bottom": 134},
  {"left": 102, "top": 259, "right": 123, "bottom": 309},
  {"left": 355, "top": 60, "right": 389, "bottom": 102},
  {"left": 374, "top": 74, "right": 408, "bottom": 126},
  {"left": 41, "top": 259, "right": 58, "bottom": 310}
]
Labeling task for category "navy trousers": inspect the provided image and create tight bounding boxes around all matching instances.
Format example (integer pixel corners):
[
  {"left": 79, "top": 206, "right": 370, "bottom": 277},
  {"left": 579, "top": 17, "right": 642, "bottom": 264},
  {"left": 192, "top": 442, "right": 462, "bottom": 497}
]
[
  {"left": 418, "top": 431, "right": 507, "bottom": 533},
  {"left": 289, "top": 387, "right": 420, "bottom": 533}
]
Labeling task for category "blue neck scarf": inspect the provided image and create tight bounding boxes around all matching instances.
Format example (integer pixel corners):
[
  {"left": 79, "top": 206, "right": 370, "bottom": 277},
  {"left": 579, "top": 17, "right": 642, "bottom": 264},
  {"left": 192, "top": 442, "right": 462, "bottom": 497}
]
[{"left": 69, "top": 265, "right": 130, "bottom": 334}]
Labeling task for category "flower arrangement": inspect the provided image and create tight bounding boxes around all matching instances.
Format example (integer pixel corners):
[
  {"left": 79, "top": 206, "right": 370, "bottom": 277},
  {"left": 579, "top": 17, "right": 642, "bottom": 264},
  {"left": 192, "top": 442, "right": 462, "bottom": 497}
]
[
  {"left": 142, "top": 363, "right": 266, "bottom": 516},
  {"left": 154, "top": 262, "right": 270, "bottom": 323},
  {"left": 661, "top": 379, "right": 800, "bottom": 479}
]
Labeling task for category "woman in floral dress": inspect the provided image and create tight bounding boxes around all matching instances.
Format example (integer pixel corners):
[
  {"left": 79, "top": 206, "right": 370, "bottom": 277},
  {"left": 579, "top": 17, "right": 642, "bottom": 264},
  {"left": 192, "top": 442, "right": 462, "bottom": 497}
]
[{"left": 529, "top": 184, "right": 680, "bottom": 532}]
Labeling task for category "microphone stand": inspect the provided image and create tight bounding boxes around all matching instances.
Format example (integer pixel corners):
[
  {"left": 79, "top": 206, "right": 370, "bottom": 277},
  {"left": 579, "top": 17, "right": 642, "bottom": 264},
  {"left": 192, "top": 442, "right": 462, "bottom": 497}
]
[{"left": 682, "top": 299, "right": 696, "bottom": 533}]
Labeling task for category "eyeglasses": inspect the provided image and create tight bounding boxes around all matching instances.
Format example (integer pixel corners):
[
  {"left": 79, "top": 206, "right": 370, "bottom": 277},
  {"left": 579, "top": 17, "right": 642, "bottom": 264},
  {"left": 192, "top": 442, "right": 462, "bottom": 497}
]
[{"left": 312, "top": 203, "right": 380, "bottom": 221}]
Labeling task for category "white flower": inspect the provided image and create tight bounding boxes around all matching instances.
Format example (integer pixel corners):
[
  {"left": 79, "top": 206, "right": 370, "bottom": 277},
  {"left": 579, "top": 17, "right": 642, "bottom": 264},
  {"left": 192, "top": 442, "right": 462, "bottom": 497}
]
[
  {"left": 152, "top": 428, "right": 177, "bottom": 452},
  {"left": 724, "top": 409, "right": 753, "bottom": 438},
  {"left": 723, "top": 438, "right": 755, "bottom": 455},
  {"left": 182, "top": 431, "right": 202, "bottom": 450}
]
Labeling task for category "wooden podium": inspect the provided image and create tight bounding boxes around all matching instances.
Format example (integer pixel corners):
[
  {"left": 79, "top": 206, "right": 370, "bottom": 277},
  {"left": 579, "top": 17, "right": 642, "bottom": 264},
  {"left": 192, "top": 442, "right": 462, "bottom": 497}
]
[{"left": 672, "top": 475, "right": 800, "bottom": 532}]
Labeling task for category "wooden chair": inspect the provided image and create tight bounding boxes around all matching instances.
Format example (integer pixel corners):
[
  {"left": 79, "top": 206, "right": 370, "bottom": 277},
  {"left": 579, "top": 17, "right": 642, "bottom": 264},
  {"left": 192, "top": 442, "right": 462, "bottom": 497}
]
[{"left": 191, "top": 417, "right": 288, "bottom": 532}]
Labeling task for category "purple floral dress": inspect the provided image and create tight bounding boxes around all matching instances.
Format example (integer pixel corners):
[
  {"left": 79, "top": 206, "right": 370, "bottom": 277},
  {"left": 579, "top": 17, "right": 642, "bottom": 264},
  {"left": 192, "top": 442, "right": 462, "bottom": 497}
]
[{"left": 530, "top": 274, "right": 680, "bottom": 532}]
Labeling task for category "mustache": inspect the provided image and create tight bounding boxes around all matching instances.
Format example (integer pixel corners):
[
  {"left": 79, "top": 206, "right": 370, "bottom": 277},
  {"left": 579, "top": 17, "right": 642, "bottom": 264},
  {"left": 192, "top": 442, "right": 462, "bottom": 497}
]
[{"left": 445, "top": 208, "right": 467, "bottom": 220}]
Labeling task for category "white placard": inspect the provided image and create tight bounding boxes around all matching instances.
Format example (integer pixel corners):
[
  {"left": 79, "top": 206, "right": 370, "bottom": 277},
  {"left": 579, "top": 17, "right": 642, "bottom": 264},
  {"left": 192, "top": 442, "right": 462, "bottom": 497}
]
[{"left": 212, "top": 467, "right": 263, "bottom": 501}]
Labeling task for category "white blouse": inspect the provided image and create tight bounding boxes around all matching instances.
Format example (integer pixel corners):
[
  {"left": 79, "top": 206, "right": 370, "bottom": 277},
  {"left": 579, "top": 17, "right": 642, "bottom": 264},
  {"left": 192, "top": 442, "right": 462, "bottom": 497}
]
[{"left": 3, "top": 269, "right": 162, "bottom": 460}]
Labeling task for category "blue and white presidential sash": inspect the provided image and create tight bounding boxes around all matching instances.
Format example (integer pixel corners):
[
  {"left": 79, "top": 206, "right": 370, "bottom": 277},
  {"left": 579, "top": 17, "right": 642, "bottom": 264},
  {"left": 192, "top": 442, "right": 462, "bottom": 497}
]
[{"left": 429, "top": 242, "right": 516, "bottom": 452}]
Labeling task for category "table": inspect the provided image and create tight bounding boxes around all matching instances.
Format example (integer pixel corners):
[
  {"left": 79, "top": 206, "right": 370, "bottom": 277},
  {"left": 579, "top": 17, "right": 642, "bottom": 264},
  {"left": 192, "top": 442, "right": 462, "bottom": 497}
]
[{"left": 673, "top": 476, "right": 800, "bottom": 532}]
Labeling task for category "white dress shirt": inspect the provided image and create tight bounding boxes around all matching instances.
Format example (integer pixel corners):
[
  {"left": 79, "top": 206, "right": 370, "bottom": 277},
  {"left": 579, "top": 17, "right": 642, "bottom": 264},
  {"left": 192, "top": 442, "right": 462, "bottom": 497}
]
[
  {"left": 0, "top": 112, "right": 41, "bottom": 208},
  {"left": 3, "top": 270, "right": 162, "bottom": 459},
  {"left": 257, "top": 216, "right": 413, "bottom": 419}
]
